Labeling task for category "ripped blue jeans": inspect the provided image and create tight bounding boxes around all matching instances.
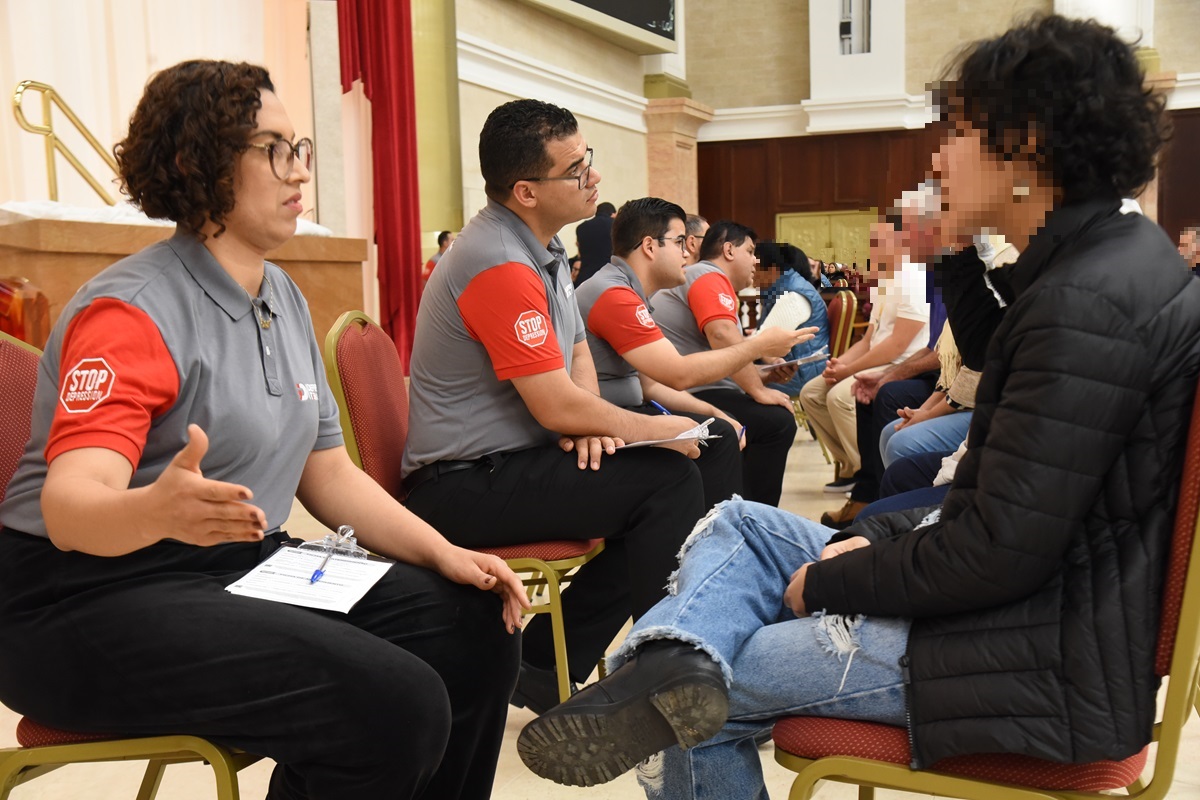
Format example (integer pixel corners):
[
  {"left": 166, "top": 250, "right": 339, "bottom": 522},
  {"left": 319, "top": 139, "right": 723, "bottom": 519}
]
[{"left": 607, "top": 499, "right": 910, "bottom": 800}]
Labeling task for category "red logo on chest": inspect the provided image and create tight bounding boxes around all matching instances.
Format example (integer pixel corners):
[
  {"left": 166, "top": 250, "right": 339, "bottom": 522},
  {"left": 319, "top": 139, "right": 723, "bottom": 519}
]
[
  {"left": 60, "top": 358, "right": 117, "bottom": 413},
  {"left": 515, "top": 310, "right": 549, "bottom": 347}
]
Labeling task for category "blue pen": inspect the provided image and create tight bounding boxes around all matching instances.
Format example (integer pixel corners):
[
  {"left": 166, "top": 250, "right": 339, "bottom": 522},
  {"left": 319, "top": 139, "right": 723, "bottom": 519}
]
[
  {"left": 310, "top": 525, "right": 354, "bottom": 584},
  {"left": 309, "top": 548, "right": 333, "bottom": 584},
  {"left": 738, "top": 425, "right": 747, "bottom": 442},
  {"left": 649, "top": 400, "right": 672, "bottom": 415}
]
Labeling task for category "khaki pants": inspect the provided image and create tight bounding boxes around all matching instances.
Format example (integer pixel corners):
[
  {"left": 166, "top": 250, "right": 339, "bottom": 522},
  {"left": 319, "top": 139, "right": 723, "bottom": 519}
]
[{"left": 799, "top": 373, "right": 860, "bottom": 478}]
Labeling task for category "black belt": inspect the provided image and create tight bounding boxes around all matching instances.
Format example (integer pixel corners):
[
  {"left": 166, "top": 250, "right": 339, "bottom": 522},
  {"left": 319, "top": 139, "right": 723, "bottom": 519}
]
[{"left": 403, "top": 459, "right": 486, "bottom": 493}]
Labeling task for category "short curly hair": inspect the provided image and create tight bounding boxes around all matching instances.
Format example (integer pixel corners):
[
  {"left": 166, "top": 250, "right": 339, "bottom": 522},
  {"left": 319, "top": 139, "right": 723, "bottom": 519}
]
[
  {"left": 114, "top": 60, "right": 274, "bottom": 237},
  {"left": 479, "top": 99, "right": 578, "bottom": 202},
  {"left": 939, "top": 14, "right": 1167, "bottom": 203}
]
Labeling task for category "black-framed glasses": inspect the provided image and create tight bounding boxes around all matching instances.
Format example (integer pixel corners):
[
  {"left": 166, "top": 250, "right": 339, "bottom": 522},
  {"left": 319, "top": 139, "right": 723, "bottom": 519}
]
[
  {"left": 246, "top": 137, "right": 314, "bottom": 180},
  {"left": 514, "top": 148, "right": 593, "bottom": 190},
  {"left": 656, "top": 235, "right": 688, "bottom": 251}
]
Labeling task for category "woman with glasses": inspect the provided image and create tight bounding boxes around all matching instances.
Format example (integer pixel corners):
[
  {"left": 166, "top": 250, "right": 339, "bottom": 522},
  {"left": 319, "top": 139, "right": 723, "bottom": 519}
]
[{"left": 0, "top": 59, "right": 527, "bottom": 800}]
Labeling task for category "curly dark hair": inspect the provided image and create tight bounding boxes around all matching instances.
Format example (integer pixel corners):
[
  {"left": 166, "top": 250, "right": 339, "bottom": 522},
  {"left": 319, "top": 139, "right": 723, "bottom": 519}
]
[
  {"left": 939, "top": 14, "right": 1167, "bottom": 202},
  {"left": 114, "top": 60, "right": 274, "bottom": 237},
  {"left": 479, "top": 99, "right": 578, "bottom": 202}
]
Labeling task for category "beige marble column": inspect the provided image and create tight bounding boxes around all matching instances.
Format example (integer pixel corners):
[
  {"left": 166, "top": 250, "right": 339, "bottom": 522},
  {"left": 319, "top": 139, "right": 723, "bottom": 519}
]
[{"left": 644, "top": 98, "right": 714, "bottom": 213}]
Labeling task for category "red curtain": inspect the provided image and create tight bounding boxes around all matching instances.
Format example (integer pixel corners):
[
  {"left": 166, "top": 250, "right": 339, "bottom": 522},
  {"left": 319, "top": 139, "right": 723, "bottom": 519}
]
[{"left": 338, "top": 0, "right": 422, "bottom": 371}]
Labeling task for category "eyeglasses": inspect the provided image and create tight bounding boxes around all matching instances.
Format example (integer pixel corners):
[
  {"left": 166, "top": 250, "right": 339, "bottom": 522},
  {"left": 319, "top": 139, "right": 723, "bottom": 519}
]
[
  {"left": 656, "top": 235, "right": 688, "bottom": 251},
  {"left": 515, "top": 148, "right": 593, "bottom": 190},
  {"left": 246, "top": 137, "right": 314, "bottom": 180}
]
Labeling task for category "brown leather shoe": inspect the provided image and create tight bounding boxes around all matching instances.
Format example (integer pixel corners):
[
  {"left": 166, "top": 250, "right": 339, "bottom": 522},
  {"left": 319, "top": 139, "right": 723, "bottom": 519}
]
[{"left": 819, "top": 499, "right": 868, "bottom": 530}]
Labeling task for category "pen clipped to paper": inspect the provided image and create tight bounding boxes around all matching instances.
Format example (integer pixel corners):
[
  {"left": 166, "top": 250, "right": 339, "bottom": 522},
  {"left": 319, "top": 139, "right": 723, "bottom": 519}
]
[{"left": 309, "top": 525, "right": 359, "bottom": 584}]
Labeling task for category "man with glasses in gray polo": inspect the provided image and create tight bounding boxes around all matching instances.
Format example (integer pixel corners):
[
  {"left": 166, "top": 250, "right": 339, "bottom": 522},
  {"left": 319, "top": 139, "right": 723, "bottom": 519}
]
[{"left": 402, "top": 99, "right": 706, "bottom": 714}]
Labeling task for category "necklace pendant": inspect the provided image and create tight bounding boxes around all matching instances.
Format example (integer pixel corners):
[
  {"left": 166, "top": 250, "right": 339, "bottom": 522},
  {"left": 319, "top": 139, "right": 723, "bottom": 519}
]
[{"left": 260, "top": 317, "right": 271, "bottom": 330}]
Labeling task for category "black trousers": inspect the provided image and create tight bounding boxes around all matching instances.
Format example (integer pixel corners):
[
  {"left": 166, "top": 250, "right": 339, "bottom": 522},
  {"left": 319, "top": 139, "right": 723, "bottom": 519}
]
[
  {"left": 692, "top": 388, "right": 797, "bottom": 507},
  {"left": 404, "top": 445, "right": 704, "bottom": 683},
  {"left": 0, "top": 529, "right": 519, "bottom": 800},
  {"left": 627, "top": 404, "right": 742, "bottom": 507},
  {"left": 850, "top": 374, "right": 939, "bottom": 504}
]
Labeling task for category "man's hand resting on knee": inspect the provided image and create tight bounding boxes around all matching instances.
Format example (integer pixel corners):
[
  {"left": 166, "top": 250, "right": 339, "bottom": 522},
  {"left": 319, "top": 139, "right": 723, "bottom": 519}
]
[{"left": 783, "top": 536, "right": 871, "bottom": 616}]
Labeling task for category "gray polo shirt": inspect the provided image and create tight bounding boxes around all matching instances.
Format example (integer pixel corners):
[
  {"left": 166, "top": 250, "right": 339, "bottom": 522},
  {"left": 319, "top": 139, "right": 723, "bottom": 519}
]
[
  {"left": 650, "top": 261, "right": 742, "bottom": 394},
  {"left": 576, "top": 258, "right": 665, "bottom": 408},
  {"left": 0, "top": 229, "right": 343, "bottom": 538},
  {"left": 403, "top": 199, "right": 585, "bottom": 475}
]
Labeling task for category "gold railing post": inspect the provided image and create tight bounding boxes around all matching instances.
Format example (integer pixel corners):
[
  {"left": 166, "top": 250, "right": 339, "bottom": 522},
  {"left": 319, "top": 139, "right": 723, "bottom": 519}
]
[
  {"left": 41, "top": 89, "right": 57, "bottom": 201},
  {"left": 13, "top": 80, "right": 119, "bottom": 205}
]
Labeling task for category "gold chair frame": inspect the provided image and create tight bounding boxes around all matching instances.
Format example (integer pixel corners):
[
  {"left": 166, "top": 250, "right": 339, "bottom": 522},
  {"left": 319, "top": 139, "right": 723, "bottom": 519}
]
[
  {"left": 0, "top": 736, "right": 261, "bottom": 800},
  {"left": 323, "top": 311, "right": 604, "bottom": 702}
]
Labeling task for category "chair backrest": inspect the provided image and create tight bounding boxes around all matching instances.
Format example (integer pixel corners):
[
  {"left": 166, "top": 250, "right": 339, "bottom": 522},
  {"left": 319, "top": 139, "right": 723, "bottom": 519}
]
[
  {"left": 0, "top": 332, "right": 41, "bottom": 501},
  {"left": 825, "top": 290, "right": 857, "bottom": 358},
  {"left": 323, "top": 311, "right": 410, "bottom": 501},
  {"left": 1156, "top": 383, "right": 1200, "bottom": 677},
  {"left": 1139, "top": 378, "right": 1200, "bottom": 795}
]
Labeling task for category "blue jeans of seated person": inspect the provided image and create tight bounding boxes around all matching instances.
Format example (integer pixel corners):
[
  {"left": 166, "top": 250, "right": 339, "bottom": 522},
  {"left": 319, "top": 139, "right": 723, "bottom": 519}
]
[
  {"left": 879, "top": 411, "right": 972, "bottom": 470},
  {"left": 606, "top": 500, "right": 910, "bottom": 800}
]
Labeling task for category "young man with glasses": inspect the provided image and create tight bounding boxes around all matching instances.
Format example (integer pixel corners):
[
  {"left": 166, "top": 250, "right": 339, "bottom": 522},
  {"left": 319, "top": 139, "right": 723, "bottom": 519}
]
[
  {"left": 575, "top": 198, "right": 814, "bottom": 508},
  {"left": 403, "top": 99, "right": 707, "bottom": 715},
  {"left": 650, "top": 220, "right": 801, "bottom": 506}
]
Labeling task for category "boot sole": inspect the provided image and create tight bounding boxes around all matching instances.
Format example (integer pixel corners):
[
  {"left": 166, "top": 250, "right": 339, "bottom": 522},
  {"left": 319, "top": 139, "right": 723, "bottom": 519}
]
[{"left": 517, "top": 680, "right": 729, "bottom": 787}]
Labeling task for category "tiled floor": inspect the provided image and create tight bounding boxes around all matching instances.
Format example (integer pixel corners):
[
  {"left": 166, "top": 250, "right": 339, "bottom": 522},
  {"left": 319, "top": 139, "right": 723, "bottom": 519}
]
[{"left": 3, "top": 432, "right": 1199, "bottom": 798}]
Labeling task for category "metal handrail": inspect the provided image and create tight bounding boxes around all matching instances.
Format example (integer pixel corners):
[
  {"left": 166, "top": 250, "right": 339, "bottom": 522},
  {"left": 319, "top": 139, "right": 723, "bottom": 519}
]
[{"left": 12, "top": 80, "right": 118, "bottom": 205}]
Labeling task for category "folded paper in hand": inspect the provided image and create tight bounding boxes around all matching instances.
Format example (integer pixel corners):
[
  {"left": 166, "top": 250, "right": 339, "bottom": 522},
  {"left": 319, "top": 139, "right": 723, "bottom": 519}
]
[
  {"left": 617, "top": 417, "right": 721, "bottom": 449},
  {"left": 752, "top": 291, "right": 813, "bottom": 336}
]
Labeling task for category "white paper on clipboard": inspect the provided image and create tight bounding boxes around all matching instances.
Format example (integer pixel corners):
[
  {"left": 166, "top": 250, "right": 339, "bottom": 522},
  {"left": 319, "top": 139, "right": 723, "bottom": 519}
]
[{"left": 226, "top": 544, "right": 393, "bottom": 614}]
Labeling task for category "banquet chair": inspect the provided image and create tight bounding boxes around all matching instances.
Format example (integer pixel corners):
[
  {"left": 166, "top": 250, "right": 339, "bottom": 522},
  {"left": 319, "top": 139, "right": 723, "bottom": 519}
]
[
  {"left": 825, "top": 289, "right": 857, "bottom": 359},
  {"left": 323, "top": 311, "right": 605, "bottom": 703},
  {"left": 0, "top": 332, "right": 262, "bottom": 800},
  {"left": 772, "top": 378, "right": 1200, "bottom": 800},
  {"left": 807, "top": 290, "right": 859, "bottom": 475}
]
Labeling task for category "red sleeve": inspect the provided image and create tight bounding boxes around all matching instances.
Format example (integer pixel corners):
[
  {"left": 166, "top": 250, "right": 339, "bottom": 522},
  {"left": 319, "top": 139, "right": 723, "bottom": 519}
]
[
  {"left": 46, "top": 298, "right": 179, "bottom": 468},
  {"left": 686, "top": 271, "right": 741, "bottom": 333},
  {"left": 587, "top": 286, "right": 664, "bottom": 355},
  {"left": 457, "top": 262, "right": 565, "bottom": 380}
]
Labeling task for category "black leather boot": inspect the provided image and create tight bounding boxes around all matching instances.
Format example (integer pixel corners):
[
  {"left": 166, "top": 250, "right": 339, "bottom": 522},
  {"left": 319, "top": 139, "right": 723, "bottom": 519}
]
[{"left": 517, "top": 639, "right": 728, "bottom": 787}]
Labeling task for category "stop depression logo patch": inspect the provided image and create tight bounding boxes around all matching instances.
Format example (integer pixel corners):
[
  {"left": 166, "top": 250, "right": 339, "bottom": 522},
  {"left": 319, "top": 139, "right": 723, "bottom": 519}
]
[
  {"left": 635, "top": 304, "right": 656, "bottom": 328},
  {"left": 515, "top": 310, "right": 549, "bottom": 348},
  {"left": 718, "top": 292, "right": 736, "bottom": 311},
  {"left": 60, "top": 357, "right": 116, "bottom": 413}
]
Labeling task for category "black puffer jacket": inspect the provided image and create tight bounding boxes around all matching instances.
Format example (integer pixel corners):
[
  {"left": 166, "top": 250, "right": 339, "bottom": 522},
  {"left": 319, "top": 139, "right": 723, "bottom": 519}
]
[{"left": 803, "top": 200, "right": 1200, "bottom": 768}]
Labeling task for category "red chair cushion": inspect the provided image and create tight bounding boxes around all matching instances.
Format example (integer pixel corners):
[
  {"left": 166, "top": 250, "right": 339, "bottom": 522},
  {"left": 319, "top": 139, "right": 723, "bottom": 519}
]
[
  {"left": 772, "top": 717, "right": 1147, "bottom": 792},
  {"left": 16, "top": 717, "right": 120, "bottom": 748},
  {"left": 477, "top": 539, "right": 603, "bottom": 562}
]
